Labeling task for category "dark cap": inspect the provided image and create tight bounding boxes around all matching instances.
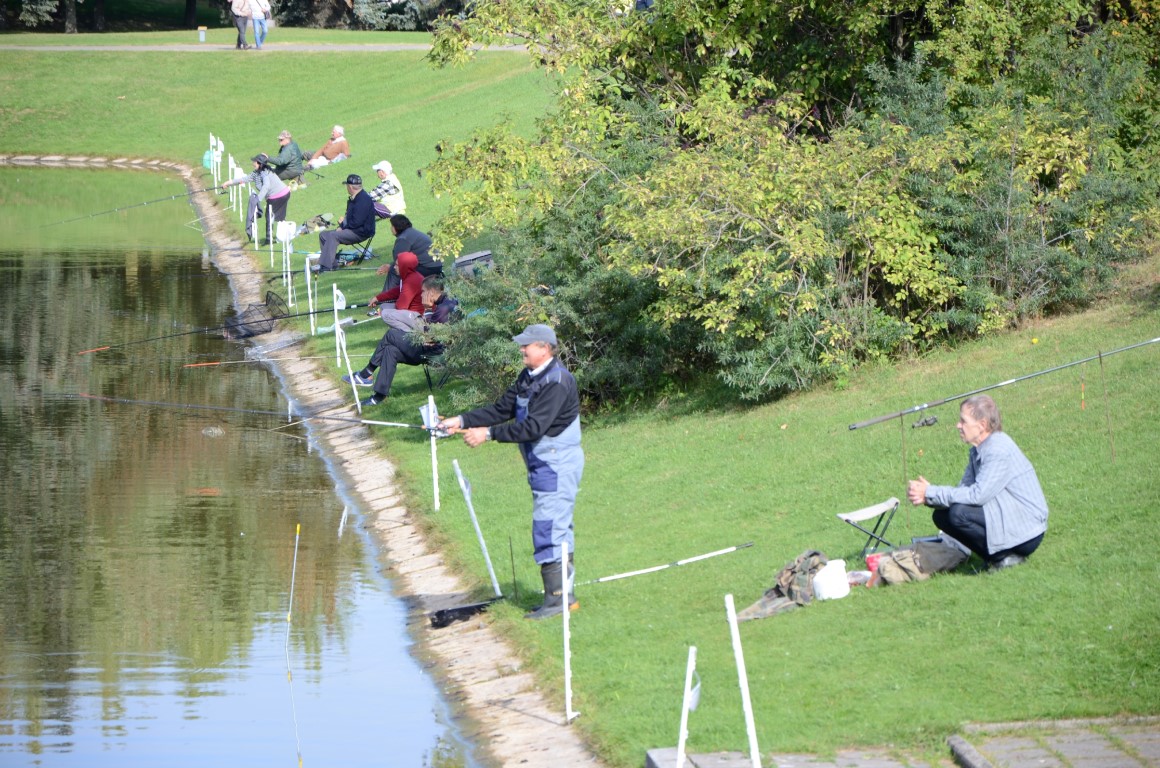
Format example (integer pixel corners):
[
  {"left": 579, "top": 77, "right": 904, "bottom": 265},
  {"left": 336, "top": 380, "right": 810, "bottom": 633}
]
[
  {"left": 512, "top": 324, "right": 557, "bottom": 346},
  {"left": 342, "top": 174, "right": 363, "bottom": 186},
  {"left": 251, "top": 152, "right": 270, "bottom": 165}
]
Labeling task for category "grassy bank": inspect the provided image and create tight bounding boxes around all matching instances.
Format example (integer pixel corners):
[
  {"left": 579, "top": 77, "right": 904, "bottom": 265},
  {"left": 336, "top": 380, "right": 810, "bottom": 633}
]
[{"left": 5, "top": 35, "right": 1158, "bottom": 768}]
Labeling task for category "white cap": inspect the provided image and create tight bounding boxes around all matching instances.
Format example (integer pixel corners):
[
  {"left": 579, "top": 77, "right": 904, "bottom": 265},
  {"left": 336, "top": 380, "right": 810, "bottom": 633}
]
[{"left": 372, "top": 160, "right": 393, "bottom": 174}]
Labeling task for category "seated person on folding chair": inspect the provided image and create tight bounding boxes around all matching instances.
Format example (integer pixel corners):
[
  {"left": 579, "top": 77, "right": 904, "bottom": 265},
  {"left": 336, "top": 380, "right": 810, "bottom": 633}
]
[
  {"left": 376, "top": 214, "right": 441, "bottom": 291},
  {"left": 344, "top": 275, "right": 458, "bottom": 407},
  {"left": 907, "top": 395, "right": 1048, "bottom": 571},
  {"left": 368, "top": 251, "right": 424, "bottom": 332},
  {"left": 316, "top": 174, "right": 375, "bottom": 272},
  {"left": 368, "top": 160, "right": 406, "bottom": 219}
]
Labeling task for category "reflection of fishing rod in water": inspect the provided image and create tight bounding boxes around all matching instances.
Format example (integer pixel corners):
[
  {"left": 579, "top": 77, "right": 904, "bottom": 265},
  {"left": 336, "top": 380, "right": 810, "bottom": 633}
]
[
  {"left": 42, "top": 186, "right": 226, "bottom": 228},
  {"left": 70, "top": 393, "right": 438, "bottom": 432},
  {"left": 76, "top": 292, "right": 371, "bottom": 355}
]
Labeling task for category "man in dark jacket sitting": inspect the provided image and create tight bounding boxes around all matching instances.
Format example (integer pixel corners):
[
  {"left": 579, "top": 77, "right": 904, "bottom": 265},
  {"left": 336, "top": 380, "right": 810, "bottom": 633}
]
[
  {"left": 316, "top": 174, "right": 375, "bottom": 272},
  {"left": 376, "top": 214, "right": 442, "bottom": 291},
  {"left": 343, "top": 275, "right": 458, "bottom": 407}
]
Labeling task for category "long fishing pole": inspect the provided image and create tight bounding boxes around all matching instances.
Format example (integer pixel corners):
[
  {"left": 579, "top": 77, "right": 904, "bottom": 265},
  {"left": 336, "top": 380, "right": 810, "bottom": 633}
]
[
  {"left": 848, "top": 335, "right": 1160, "bottom": 431},
  {"left": 575, "top": 542, "right": 755, "bottom": 587},
  {"left": 43, "top": 185, "right": 225, "bottom": 228},
  {"left": 70, "top": 393, "right": 435, "bottom": 432},
  {"left": 76, "top": 301, "right": 372, "bottom": 355}
]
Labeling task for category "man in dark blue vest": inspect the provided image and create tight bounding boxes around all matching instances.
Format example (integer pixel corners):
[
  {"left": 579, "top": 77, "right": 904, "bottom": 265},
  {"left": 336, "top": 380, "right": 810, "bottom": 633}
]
[{"left": 440, "top": 324, "right": 583, "bottom": 620}]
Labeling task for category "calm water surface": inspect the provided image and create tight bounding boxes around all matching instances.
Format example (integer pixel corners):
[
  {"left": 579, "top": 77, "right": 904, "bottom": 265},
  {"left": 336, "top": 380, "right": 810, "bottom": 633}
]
[{"left": 0, "top": 248, "right": 474, "bottom": 767}]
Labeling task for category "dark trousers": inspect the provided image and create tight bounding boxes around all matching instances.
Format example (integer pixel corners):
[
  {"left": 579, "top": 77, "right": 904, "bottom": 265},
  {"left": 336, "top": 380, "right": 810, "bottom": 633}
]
[
  {"left": 931, "top": 503, "right": 1044, "bottom": 563},
  {"left": 318, "top": 228, "right": 365, "bottom": 269},
  {"left": 364, "top": 328, "right": 427, "bottom": 398},
  {"left": 233, "top": 13, "right": 249, "bottom": 48}
]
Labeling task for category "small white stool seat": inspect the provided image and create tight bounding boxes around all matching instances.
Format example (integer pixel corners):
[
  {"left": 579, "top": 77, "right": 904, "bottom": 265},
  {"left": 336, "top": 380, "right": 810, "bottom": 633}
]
[{"left": 836, "top": 497, "right": 899, "bottom": 555}]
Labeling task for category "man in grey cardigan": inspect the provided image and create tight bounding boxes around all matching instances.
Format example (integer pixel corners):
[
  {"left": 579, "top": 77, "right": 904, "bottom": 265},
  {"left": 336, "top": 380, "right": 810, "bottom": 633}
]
[{"left": 907, "top": 395, "right": 1048, "bottom": 570}]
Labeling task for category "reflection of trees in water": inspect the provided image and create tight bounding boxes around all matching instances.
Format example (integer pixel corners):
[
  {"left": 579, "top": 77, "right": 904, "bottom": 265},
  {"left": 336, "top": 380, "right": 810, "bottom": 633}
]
[{"left": 0, "top": 252, "right": 361, "bottom": 720}]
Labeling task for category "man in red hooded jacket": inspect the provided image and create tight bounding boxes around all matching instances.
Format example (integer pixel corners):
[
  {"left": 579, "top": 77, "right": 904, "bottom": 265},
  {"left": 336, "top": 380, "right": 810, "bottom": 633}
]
[{"left": 369, "top": 251, "right": 424, "bottom": 332}]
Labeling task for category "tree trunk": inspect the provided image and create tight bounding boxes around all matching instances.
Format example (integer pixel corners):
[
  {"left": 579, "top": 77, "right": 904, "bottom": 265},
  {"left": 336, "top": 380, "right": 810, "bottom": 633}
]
[
  {"left": 93, "top": 0, "right": 106, "bottom": 31},
  {"left": 185, "top": 0, "right": 197, "bottom": 28},
  {"left": 63, "top": 0, "right": 76, "bottom": 32}
]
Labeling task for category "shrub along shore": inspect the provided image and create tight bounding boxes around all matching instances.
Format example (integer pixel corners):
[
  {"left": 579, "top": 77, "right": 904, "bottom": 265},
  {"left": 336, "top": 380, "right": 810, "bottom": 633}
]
[{"left": 3, "top": 36, "right": 1158, "bottom": 768}]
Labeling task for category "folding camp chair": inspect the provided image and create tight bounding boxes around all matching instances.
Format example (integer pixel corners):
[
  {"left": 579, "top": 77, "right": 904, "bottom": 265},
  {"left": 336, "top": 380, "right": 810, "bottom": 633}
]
[
  {"left": 337, "top": 235, "right": 375, "bottom": 267},
  {"left": 421, "top": 353, "right": 452, "bottom": 392},
  {"left": 836, "top": 497, "right": 899, "bottom": 556}
]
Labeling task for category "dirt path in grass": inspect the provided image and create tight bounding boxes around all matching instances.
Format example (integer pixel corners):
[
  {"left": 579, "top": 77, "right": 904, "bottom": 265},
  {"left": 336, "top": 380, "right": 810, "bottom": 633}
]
[
  {"left": 0, "top": 153, "right": 605, "bottom": 768},
  {"left": 0, "top": 43, "right": 525, "bottom": 52}
]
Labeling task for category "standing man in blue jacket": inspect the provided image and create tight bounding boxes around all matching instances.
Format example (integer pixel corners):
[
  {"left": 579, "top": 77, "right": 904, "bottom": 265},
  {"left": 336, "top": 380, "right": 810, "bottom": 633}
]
[
  {"left": 316, "top": 174, "right": 375, "bottom": 272},
  {"left": 440, "top": 324, "right": 584, "bottom": 619}
]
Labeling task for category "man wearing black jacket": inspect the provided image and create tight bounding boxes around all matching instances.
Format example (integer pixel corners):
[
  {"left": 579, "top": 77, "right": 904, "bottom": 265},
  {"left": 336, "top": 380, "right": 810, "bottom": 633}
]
[
  {"left": 316, "top": 174, "right": 375, "bottom": 271},
  {"left": 439, "top": 324, "right": 584, "bottom": 620}
]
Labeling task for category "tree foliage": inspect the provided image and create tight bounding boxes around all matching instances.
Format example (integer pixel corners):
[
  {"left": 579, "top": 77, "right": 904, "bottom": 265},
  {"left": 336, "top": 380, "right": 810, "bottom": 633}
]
[{"left": 426, "top": 0, "right": 1160, "bottom": 402}]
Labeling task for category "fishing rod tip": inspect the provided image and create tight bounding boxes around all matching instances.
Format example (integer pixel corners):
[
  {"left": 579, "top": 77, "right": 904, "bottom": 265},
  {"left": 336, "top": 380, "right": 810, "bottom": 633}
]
[{"left": 76, "top": 346, "right": 110, "bottom": 355}]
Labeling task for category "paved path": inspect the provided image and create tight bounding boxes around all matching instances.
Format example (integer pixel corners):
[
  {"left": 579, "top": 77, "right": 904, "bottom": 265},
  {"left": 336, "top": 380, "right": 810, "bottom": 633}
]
[
  {"left": 647, "top": 716, "right": 1160, "bottom": 768},
  {"left": 0, "top": 42, "right": 525, "bottom": 52}
]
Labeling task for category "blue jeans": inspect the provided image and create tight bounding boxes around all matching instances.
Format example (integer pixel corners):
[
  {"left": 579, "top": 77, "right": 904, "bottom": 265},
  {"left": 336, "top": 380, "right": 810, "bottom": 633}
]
[{"left": 251, "top": 17, "right": 267, "bottom": 48}]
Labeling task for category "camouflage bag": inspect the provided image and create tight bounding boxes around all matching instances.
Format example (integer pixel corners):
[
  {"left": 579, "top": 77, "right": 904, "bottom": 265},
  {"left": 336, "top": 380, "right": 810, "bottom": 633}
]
[{"left": 737, "top": 550, "right": 828, "bottom": 621}]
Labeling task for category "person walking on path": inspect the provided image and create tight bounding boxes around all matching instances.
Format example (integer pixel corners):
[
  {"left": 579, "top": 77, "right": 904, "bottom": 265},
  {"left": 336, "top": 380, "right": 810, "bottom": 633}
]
[
  {"left": 248, "top": 0, "right": 271, "bottom": 49},
  {"left": 907, "top": 395, "right": 1048, "bottom": 570},
  {"left": 439, "top": 324, "right": 584, "bottom": 620},
  {"left": 229, "top": 0, "right": 251, "bottom": 49}
]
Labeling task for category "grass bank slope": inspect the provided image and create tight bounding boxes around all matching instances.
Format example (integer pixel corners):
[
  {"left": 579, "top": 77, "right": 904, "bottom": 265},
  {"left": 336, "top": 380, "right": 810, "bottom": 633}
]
[
  {"left": 394, "top": 288, "right": 1157, "bottom": 766},
  {"left": 4, "top": 35, "right": 1158, "bottom": 768}
]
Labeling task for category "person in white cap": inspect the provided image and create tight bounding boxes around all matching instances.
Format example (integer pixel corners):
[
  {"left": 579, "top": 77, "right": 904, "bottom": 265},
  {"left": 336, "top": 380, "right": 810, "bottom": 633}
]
[
  {"left": 368, "top": 160, "right": 406, "bottom": 218},
  {"left": 305, "top": 125, "right": 351, "bottom": 170},
  {"left": 439, "top": 324, "right": 584, "bottom": 620}
]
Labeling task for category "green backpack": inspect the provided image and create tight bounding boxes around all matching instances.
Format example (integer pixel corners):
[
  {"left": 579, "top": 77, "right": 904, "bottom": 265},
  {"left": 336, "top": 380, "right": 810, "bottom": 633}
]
[{"left": 737, "top": 550, "right": 829, "bottom": 622}]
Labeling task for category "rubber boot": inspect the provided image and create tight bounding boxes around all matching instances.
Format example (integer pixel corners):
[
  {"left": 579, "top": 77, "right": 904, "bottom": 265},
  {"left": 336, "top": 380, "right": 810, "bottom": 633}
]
[{"left": 524, "top": 558, "right": 578, "bottom": 620}]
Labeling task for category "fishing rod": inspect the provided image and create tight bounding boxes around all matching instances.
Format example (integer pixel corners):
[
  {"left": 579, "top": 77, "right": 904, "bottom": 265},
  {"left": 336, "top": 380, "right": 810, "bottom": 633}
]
[
  {"left": 76, "top": 301, "right": 372, "bottom": 355},
  {"left": 42, "top": 185, "right": 226, "bottom": 228},
  {"left": 575, "top": 542, "right": 754, "bottom": 587},
  {"left": 849, "top": 335, "right": 1160, "bottom": 430},
  {"left": 69, "top": 393, "right": 437, "bottom": 432}
]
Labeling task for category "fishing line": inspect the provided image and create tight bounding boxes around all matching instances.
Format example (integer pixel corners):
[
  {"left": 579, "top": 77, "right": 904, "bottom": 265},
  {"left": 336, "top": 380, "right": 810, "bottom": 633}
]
[
  {"left": 848, "top": 335, "right": 1160, "bottom": 430},
  {"left": 76, "top": 300, "right": 370, "bottom": 355},
  {"left": 69, "top": 392, "right": 435, "bottom": 432},
  {"left": 42, "top": 185, "right": 225, "bottom": 228}
]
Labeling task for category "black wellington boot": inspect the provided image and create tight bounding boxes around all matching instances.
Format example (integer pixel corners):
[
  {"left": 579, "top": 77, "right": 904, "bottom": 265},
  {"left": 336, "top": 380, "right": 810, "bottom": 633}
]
[{"left": 524, "top": 558, "right": 578, "bottom": 620}]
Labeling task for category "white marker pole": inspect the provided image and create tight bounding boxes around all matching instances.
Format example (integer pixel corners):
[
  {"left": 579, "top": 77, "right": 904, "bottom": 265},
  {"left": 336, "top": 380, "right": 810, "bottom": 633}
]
[
  {"left": 725, "top": 594, "right": 761, "bottom": 768},
  {"left": 429, "top": 395, "right": 440, "bottom": 511},
  {"left": 675, "top": 645, "right": 697, "bottom": 768},
  {"left": 563, "top": 540, "right": 579, "bottom": 724},
  {"left": 452, "top": 459, "right": 502, "bottom": 598}
]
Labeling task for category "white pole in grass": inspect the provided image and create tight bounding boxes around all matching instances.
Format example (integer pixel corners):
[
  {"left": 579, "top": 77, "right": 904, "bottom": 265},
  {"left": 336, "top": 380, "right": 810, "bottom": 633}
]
[
  {"left": 428, "top": 395, "right": 440, "bottom": 511},
  {"left": 563, "top": 539, "right": 579, "bottom": 724},
  {"left": 452, "top": 459, "right": 502, "bottom": 598},
  {"left": 675, "top": 645, "right": 698, "bottom": 768},
  {"left": 268, "top": 202, "right": 275, "bottom": 265},
  {"left": 724, "top": 594, "right": 761, "bottom": 768},
  {"left": 304, "top": 257, "right": 317, "bottom": 335}
]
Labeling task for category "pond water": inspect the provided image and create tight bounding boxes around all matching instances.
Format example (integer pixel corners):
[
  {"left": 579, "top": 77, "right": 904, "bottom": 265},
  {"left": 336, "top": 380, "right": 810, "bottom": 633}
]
[{"left": 0, "top": 169, "right": 475, "bottom": 767}]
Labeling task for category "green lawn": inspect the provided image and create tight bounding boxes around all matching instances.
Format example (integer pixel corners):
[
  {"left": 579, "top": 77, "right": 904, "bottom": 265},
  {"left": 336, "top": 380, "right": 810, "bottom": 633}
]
[{"left": 4, "top": 33, "right": 1158, "bottom": 768}]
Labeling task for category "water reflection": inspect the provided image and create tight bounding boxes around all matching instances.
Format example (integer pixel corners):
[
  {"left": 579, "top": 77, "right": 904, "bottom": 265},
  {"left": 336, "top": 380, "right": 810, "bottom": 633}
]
[{"left": 0, "top": 251, "right": 471, "bottom": 767}]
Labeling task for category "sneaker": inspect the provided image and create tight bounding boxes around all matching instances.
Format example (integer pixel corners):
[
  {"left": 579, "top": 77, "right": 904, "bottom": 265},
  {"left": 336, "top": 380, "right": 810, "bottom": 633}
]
[
  {"left": 342, "top": 372, "right": 374, "bottom": 387},
  {"left": 988, "top": 554, "right": 1027, "bottom": 571},
  {"left": 360, "top": 395, "right": 384, "bottom": 407}
]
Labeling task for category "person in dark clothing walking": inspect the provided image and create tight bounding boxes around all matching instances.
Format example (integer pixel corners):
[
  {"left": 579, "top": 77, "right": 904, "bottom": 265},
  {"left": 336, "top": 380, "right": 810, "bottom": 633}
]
[
  {"left": 316, "top": 174, "right": 375, "bottom": 272},
  {"left": 439, "top": 324, "right": 584, "bottom": 620}
]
